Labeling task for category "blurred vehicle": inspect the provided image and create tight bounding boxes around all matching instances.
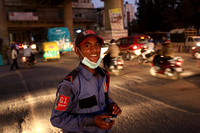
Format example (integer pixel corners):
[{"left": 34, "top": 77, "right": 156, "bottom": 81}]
[
  {"left": 21, "top": 55, "right": 36, "bottom": 69},
  {"left": 23, "top": 42, "right": 30, "bottom": 49},
  {"left": 170, "top": 28, "right": 199, "bottom": 52},
  {"left": 150, "top": 56, "right": 183, "bottom": 80},
  {"left": 191, "top": 46, "right": 200, "bottom": 59},
  {"left": 42, "top": 42, "right": 60, "bottom": 61},
  {"left": 104, "top": 56, "right": 124, "bottom": 76},
  {"left": 116, "top": 35, "right": 150, "bottom": 60},
  {"left": 30, "top": 43, "right": 37, "bottom": 52},
  {"left": 137, "top": 47, "right": 155, "bottom": 64},
  {"left": 48, "top": 27, "right": 72, "bottom": 53},
  {"left": 19, "top": 43, "right": 24, "bottom": 49}
]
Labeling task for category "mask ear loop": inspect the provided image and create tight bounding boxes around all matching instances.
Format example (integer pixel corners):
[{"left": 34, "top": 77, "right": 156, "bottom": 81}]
[{"left": 78, "top": 49, "right": 84, "bottom": 60}]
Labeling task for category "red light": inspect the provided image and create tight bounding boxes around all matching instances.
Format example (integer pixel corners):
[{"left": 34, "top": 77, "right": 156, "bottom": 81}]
[
  {"left": 133, "top": 45, "right": 137, "bottom": 50},
  {"left": 176, "top": 61, "right": 182, "bottom": 66},
  {"left": 117, "top": 61, "right": 122, "bottom": 64}
]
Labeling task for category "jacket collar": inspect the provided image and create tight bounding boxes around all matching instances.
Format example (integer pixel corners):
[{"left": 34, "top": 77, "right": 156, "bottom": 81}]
[{"left": 78, "top": 63, "right": 106, "bottom": 81}]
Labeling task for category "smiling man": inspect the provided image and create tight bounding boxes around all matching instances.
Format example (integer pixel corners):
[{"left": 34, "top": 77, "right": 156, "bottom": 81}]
[{"left": 50, "top": 30, "right": 122, "bottom": 133}]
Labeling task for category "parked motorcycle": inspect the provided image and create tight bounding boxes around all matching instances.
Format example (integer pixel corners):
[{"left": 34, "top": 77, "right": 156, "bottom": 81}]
[
  {"left": 21, "top": 55, "right": 36, "bottom": 68},
  {"left": 104, "top": 56, "right": 124, "bottom": 76},
  {"left": 150, "top": 56, "right": 183, "bottom": 80},
  {"left": 137, "top": 47, "right": 155, "bottom": 64}
]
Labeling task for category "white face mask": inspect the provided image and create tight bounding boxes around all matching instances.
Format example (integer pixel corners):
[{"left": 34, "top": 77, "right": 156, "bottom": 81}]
[{"left": 79, "top": 49, "right": 102, "bottom": 69}]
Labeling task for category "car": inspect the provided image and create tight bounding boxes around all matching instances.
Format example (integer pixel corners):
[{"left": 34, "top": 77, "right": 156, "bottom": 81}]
[{"left": 116, "top": 35, "right": 150, "bottom": 60}]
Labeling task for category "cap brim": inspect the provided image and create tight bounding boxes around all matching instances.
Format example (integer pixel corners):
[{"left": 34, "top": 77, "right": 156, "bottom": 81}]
[{"left": 78, "top": 35, "right": 104, "bottom": 46}]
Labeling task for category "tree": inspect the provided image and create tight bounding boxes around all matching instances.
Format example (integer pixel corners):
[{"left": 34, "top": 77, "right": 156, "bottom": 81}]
[
  {"left": 179, "top": 0, "right": 200, "bottom": 29},
  {"left": 132, "top": 0, "right": 198, "bottom": 33}
]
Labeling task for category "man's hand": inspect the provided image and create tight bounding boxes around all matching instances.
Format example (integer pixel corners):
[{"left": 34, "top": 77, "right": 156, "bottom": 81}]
[
  {"left": 108, "top": 103, "right": 122, "bottom": 117},
  {"left": 94, "top": 115, "right": 114, "bottom": 129}
]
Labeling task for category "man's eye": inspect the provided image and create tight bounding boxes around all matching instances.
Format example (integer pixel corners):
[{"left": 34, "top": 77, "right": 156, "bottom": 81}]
[
  {"left": 95, "top": 43, "right": 100, "bottom": 47},
  {"left": 85, "top": 44, "right": 90, "bottom": 47}
]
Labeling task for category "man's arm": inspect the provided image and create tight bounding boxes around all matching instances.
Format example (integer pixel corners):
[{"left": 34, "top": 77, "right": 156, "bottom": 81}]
[{"left": 50, "top": 81, "right": 95, "bottom": 132}]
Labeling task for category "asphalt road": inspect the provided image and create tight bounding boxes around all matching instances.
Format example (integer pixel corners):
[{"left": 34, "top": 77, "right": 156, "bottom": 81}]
[{"left": 0, "top": 51, "right": 200, "bottom": 133}]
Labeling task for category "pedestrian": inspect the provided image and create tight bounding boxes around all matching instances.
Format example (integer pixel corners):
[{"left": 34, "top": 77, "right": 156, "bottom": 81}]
[
  {"left": 10, "top": 46, "right": 20, "bottom": 70},
  {"left": 50, "top": 29, "right": 122, "bottom": 133},
  {"left": 5, "top": 48, "right": 11, "bottom": 65}
]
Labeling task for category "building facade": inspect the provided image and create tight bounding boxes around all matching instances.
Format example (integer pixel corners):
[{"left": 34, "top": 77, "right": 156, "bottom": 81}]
[
  {"left": 123, "top": 2, "right": 135, "bottom": 28},
  {"left": 4, "top": 0, "right": 96, "bottom": 43}
]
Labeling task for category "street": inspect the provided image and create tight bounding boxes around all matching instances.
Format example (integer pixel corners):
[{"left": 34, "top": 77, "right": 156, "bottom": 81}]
[{"left": 0, "top": 51, "right": 200, "bottom": 133}]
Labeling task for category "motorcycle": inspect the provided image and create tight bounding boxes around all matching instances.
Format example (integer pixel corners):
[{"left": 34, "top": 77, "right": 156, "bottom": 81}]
[
  {"left": 150, "top": 56, "right": 183, "bottom": 80},
  {"left": 191, "top": 46, "right": 200, "bottom": 59},
  {"left": 137, "top": 47, "right": 155, "bottom": 64},
  {"left": 21, "top": 55, "right": 36, "bottom": 68},
  {"left": 104, "top": 56, "right": 124, "bottom": 76}
]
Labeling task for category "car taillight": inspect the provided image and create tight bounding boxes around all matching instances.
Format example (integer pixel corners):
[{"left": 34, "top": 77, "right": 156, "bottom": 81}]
[
  {"left": 133, "top": 45, "right": 137, "bottom": 50},
  {"left": 176, "top": 61, "right": 182, "bottom": 66}
]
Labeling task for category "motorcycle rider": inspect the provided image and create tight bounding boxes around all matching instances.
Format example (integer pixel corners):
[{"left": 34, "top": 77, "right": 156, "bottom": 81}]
[
  {"left": 103, "top": 39, "right": 120, "bottom": 68},
  {"left": 153, "top": 40, "right": 175, "bottom": 69},
  {"left": 23, "top": 45, "right": 35, "bottom": 63},
  {"left": 141, "top": 38, "right": 154, "bottom": 59}
]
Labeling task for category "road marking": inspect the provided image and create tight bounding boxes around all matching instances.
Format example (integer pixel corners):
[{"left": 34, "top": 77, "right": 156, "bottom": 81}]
[{"left": 113, "top": 84, "right": 200, "bottom": 116}]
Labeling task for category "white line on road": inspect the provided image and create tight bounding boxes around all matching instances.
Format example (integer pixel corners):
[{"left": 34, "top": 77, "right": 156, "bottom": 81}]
[{"left": 113, "top": 84, "right": 200, "bottom": 116}]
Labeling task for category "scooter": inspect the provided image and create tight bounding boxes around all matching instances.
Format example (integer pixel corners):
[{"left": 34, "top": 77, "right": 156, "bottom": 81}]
[
  {"left": 150, "top": 56, "right": 183, "bottom": 80},
  {"left": 104, "top": 56, "right": 124, "bottom": 76},
  {"left": 137, "top": 47, "right": 155, "bottom": 64},
  {"left": 21, "top": 55, "right": 36, "bottom": 69},
  {"left": 191, "top": 46, "right": 200, "bottom": 59}
]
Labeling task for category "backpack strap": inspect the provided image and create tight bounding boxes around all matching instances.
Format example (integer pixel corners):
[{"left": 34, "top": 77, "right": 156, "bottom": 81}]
[
  {"left": 102, "top": 69, "right": 110, "bottom": 105},
  {"left": 61, "top": 68, "right": 80, "bottom": 84}
]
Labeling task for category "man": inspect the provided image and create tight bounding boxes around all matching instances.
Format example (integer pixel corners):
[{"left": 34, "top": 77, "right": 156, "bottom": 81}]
[
  {"left": 153, "top": 41, "right": 175, "bottom": 69},
  {"left": 161, "top": 41, "right": 174, "bottom": 59},
  {"left": 141, "top": 39, "right": 154, "bottom": 59},
  {"left": 103, "top": 39, "right": 120, "bottom": 68},
  {"left": 23, "top": 45, "right": 35, "bottom": 62},
  {"left": 10, "top": 46, "right": 20, "bottom": 70},
  {"left": 50, "top": 30, "right": 122, "bottom": 133}
]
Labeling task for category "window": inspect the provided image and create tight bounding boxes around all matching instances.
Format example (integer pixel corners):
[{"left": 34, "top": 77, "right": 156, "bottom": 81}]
[
  {"left": 128, "top": 38, "right": 133, "bottom": 44},
  {"left": 188, "top": 37, "right": 194, "bottom": 42},
  {"left": 116, "top": 40, "right": 121, "bottom": 46},
  {"left": 137, "top": 37, "right": 148, "bottom": 44},
  {"left": 121, "top": 39, "right": 127, "bottom": 45}
]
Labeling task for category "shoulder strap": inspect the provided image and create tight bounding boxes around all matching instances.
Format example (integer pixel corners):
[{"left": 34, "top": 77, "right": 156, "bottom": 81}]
[
  {"left": 62, "top": 68, "right": 80, "bottom": 84},
  {"left": 105, "top": 71, "right": 110, "bottom": 91}
]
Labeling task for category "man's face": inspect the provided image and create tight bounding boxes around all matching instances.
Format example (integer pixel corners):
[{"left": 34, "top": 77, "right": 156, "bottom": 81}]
[{"left": 76, "top": 37, "right": 101, "bottom": 63}]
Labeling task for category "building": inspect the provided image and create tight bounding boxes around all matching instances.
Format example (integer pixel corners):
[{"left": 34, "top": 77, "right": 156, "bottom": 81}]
[
  {"left": 4, "top": 0, "right": 96, "bottom": 43},
  {"left": 123, "top": 2, "right": 135, "bottom": 28}
]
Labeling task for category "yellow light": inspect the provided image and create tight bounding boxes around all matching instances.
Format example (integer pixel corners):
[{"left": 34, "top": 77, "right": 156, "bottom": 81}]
[{"left": 141, "top": 37, "right": 144, "bottom": 39}]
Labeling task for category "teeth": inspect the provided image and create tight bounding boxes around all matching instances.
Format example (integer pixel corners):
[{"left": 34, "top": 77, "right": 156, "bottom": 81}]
[{"left": 90, "top": 55, "right": 97, "bottom": 57}]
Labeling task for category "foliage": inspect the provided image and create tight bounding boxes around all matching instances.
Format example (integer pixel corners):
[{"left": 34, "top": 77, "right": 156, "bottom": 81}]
[{"left": 131, "top": 0, "right": 200, "bottom": 34}]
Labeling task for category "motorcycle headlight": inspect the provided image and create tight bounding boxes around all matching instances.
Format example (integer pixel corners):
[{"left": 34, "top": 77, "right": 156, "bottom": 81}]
[
  {"left": 192, "top": 47, "right": 196, "bottom": 50},
  {"left": 135, "top": 50, "right": 141, "bottom": 55}
]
